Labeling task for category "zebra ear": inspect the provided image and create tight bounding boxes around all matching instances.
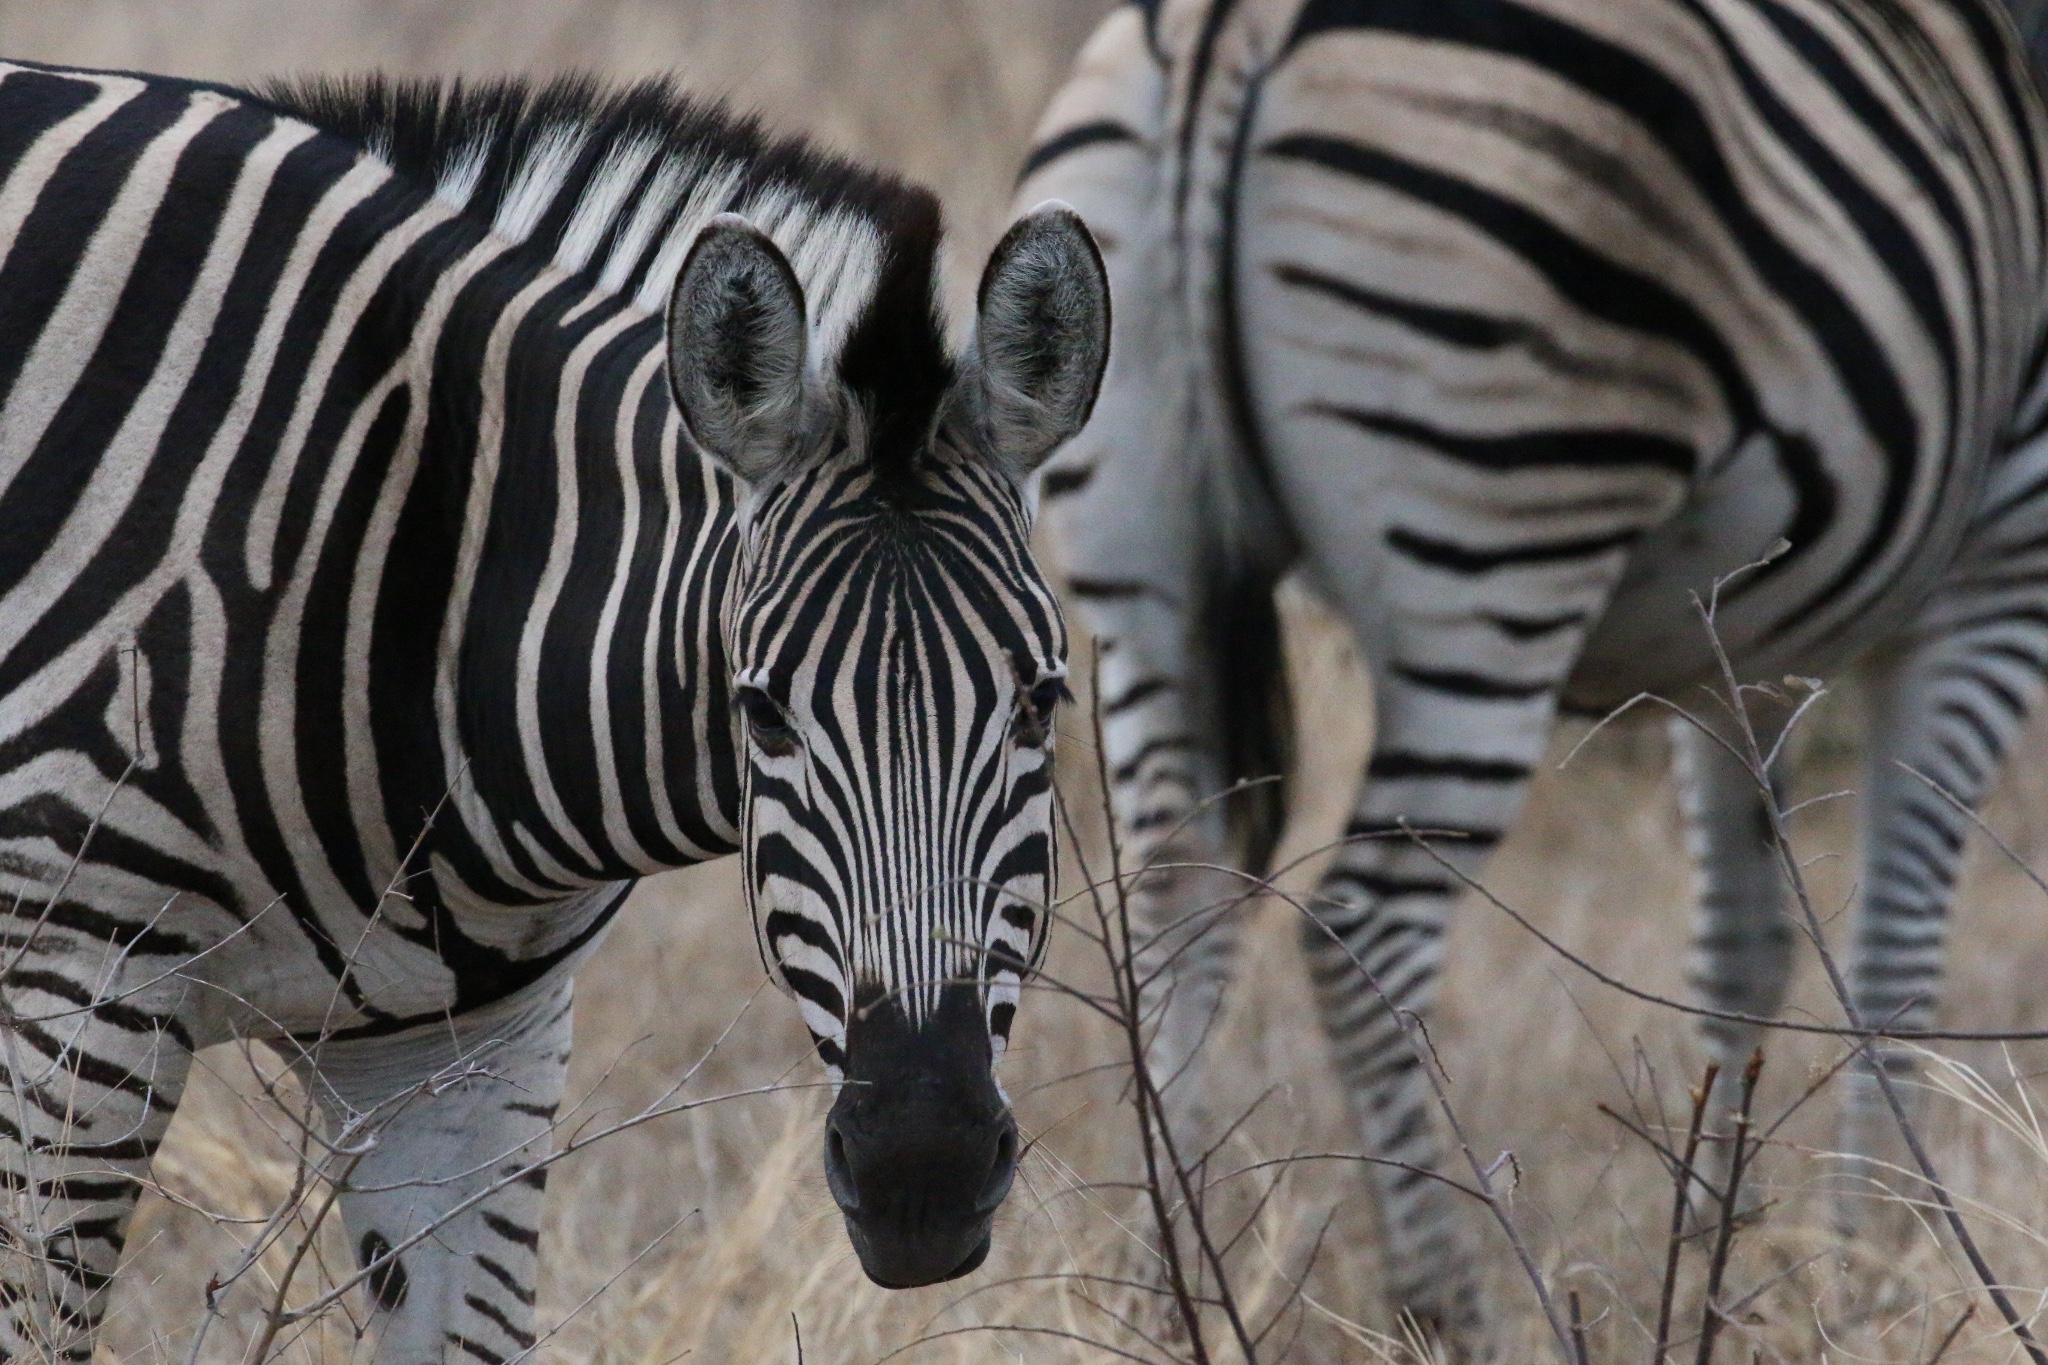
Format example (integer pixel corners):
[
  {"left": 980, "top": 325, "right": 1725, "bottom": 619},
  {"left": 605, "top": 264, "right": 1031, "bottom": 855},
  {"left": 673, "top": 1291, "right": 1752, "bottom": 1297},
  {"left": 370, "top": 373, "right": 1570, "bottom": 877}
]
[
  {"left": 666, "top": 215, "right": 812, "bottom": 487},
  {"left": 967, "top": 201, "right": 1110, "bottom": 478}
]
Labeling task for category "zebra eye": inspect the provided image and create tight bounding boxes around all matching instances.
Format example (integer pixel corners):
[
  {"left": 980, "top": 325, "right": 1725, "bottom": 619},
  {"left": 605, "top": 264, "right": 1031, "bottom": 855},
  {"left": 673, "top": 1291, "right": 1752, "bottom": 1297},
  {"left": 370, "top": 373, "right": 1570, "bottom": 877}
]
[
  {"left": 735, "top": 686, "right": 798, "bottom": 758},
  {"left": 1014, "top": 677, "right": 1070, "bottom": 747}
]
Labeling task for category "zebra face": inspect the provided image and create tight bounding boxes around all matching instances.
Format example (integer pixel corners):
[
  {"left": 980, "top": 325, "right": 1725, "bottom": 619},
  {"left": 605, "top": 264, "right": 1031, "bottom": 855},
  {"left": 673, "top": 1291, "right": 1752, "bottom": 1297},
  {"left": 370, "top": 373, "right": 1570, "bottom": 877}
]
[{"left": 667, "top": 202, "right": 1109, "bottom": 1287}]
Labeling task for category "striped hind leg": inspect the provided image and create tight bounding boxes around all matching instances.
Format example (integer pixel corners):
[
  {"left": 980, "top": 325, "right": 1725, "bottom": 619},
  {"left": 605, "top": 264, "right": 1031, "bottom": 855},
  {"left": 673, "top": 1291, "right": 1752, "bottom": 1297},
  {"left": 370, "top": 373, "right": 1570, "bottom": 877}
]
[
  {"left": 1298, "top": 629, "right": 1593, "bottom": 1339},
  {"left": 1830, "top": 417, "right": 2048, "bottom": 1225},
  {"left": 1085, "top": 581, "right": 1276, "bottom": 1173},
  {"left": 1668, "top": 708, "right": 1797, "bottom": 1222},
  {"left": 1834, "top": 624, "right": 2048, "bottom": 1221},
  {"left": 296, "top": 976, "right": 573, "bottom": 1365},
  {"left": 0, "top": 940, "right": 197, "bottom": 1361}
]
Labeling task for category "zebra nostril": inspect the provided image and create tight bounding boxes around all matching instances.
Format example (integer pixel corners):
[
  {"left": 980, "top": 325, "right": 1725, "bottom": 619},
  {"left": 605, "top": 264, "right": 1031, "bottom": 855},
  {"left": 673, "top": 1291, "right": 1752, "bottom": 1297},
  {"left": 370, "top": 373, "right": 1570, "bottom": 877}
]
[
  {"left": 976, "top": 1122, "right": 1019, "bottom": 1213},
  {"left": 824, "top": 1123, "right": 859, "bottom": 1213}
]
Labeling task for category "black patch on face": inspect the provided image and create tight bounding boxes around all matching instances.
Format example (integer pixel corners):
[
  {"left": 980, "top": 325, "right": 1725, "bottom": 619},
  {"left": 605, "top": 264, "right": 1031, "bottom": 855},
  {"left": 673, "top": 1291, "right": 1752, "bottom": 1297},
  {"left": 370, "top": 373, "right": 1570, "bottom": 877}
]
[
  {"left": 836, "top": 190, "right": 956, "bottom": 498},
  {"left": 824, "top": 981, "right": 1017, "bottom": 1288}
]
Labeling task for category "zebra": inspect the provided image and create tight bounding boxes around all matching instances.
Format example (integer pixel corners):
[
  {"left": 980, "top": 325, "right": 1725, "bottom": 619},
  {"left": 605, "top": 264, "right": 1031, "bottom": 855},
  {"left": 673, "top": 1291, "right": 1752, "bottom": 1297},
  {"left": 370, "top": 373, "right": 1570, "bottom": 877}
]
[
  {"left": 0, "top": 62, "right": 1109, "bottom": 1362},
  {"left": 1021, "top": 0, "right": 2048, "bottom": 1343}
]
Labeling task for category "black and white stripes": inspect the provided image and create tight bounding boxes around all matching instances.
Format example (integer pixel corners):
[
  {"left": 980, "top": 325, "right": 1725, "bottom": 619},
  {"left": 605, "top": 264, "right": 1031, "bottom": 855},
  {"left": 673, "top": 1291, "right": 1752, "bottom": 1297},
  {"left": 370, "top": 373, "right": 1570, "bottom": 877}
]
[
  {"left": 1023, "top": 0, "right": 2048, "bottom": 1348},
  {"left": 0, "top": 61, "right": 1108, "bottom": 1358}
]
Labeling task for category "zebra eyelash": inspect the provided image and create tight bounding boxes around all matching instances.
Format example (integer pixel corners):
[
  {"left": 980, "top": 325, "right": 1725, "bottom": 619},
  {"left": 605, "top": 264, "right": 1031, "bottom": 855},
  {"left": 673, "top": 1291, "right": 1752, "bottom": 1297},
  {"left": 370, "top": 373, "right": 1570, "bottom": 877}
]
[
  {"left": 732, "top": 684, "right": 799, "bottom": 757},
  {"left": 1013, "top": 675, "right": 1071, "bottom": 746},
  {"left": 1030, "top": 677, "right": 1073, "bottom": 710}
]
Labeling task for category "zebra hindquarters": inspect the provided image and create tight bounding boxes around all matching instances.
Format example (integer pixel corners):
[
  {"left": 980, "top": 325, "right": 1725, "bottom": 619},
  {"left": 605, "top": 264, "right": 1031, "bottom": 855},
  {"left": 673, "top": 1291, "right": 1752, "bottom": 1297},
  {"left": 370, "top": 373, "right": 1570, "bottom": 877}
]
[
  {"left": 0, "top": 923, "right": 200, "bottom": 1363},
  {"left": 293, "top": 977, "right": 575, "bottom": 1365}
]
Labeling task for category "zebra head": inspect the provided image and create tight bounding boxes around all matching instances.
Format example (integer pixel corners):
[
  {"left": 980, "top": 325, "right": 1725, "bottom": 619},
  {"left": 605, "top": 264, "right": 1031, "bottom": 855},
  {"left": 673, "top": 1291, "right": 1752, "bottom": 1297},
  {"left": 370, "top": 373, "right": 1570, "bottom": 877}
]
[{"left": 665, "top": 200, "right": 1109, "bottom": 1286}]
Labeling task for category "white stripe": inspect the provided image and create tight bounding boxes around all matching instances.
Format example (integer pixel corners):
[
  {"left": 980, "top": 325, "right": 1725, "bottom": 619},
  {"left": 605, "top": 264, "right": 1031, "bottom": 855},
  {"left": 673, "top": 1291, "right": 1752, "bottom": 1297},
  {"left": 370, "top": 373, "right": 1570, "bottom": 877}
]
[
  {"left": 0, "top": 116, "right": 314, "bottom": 668},
  {"left": 555, "top": 135, "right": 659, "bottom": 275},
  {"left": 243, "top": 160, "right": 432, "bottom": 592},
  {"left": 0, "top": 67, "right": 144, "bottom": 290},
  {"left": 598, "top": 152, "right": 693, "bottom": 296},
  {"left": 0, "top": 88, "right": 225, "bottom": 507},
  {"left": 434, "top": 130, "right": 494, "bottom": 211},
  {"left": 494, "top": 122, "right": 590, "bottom": 244},
  {"left": 511, "top": 304, "right": 648, "bottom": 873},
  {"left": 777, "top": 206, "right": 886, "bottom": 366},
  {"left": 584, "top": 346, "right": 668, "bottom": 870}
]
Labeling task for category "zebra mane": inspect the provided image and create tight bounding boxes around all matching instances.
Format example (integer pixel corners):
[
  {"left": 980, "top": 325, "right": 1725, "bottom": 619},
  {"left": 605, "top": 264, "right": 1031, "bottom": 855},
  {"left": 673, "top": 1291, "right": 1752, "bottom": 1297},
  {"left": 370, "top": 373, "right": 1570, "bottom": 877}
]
[{"left": 262, "top": 74, "right": 953, "bottom": 420}]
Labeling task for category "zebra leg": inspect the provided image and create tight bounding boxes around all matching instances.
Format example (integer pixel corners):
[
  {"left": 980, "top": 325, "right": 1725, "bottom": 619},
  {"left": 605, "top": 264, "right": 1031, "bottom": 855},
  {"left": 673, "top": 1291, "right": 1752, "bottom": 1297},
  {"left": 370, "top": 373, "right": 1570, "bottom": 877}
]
[
  {"left": 0, "top": 953, "right": 196, "bottom": 1361},
  {"left": 1299, "top": 667, "right": 1569, "bottom": 1341},
  {"left": 1668, "top": 708, "right": 1797, "bottom": 1225},
  {"left": 1835, "top": 626, "right": 2048, "bottom": 1227},
  {"left": 299, "top": 976, "right": 574, "bottom": 1365},
  {"left": 1092, "top": 596, "right": 1266, "bottom": 1175},
  {"left": 1133, "top": 862, "right": 1252, "bottom": 1171}
]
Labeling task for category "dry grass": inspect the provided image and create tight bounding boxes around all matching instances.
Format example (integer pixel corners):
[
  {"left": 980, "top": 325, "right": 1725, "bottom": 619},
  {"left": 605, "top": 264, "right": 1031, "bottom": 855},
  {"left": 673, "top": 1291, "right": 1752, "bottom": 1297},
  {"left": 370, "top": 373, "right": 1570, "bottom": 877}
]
[{"left": 11, "top": 3, "right": 2048, "bottom": 1360}]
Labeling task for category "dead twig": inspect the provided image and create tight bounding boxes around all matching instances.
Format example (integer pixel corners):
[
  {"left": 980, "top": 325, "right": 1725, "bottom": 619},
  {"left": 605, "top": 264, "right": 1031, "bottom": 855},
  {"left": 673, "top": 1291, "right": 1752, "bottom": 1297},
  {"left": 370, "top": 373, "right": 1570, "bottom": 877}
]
[
  {"left": 1694, "top": 1050, "right": 1762, "bottom": 1365},
  {"left": 1655, "top": 1065, "right": 1716, "bottom": 1365}
]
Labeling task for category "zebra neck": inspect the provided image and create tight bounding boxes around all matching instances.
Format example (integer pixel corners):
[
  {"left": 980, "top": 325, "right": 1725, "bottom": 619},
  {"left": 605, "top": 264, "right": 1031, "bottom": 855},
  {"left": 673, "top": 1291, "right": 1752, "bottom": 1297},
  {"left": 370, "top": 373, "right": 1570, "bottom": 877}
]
[{"left": 425, "top": 258, "right": 745, "bottom": 901}]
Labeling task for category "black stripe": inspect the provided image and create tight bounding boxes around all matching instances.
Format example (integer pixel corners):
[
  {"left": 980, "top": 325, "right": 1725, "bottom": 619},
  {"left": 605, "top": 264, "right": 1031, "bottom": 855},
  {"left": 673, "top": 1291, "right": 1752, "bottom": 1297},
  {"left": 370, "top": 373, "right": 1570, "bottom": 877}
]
[
  {"left": 1066, "top": 576, "right": 1160, "bottom": 600},
  {"left": 473, "top": 1255, "right": 537, "bottom": 1308},
  {"left": 1386, "top": 524, "right": 1637, "bottom": 573},
  {"left": 1020, "top": 120, "right": 1140, "bottom": 181},
  {"left": 479, "top": 1211, "right": 539, "bottom": 1251},
  {"left": 446, "top": 1334, "right": 506, "bottom": 1365},
  {"left": 779, "top": 965, "right": 847, "bottom": 1027},
  {"left": 1480, "top": 609, "right": 1586, "bottom": 641},
  {"left": 463, "top": 1294, "right": 537, "bottom": 1350},
  {"left": 2, "top": 969, "right": 195, "bottom": 1050},
  {"left": 1113, "top": 734, "right": 1194, "bottom": 784},
  {"left": 1389, "top": 662, "right": 1550, "bottom": 701},
  {"left": 1367, "top": 751, "right": 1531, "bottom": 782},
  {"left": 1040, "top": 465, "right": 1094, "bottom": 497},
  {"left": 1310, "top": 404, "right": 1694, "bottom": 475},
  {"left": 0, "top": 896, "right": 202, "bottom": 959},
  {"left": 1276, "top": 261, "right": 1535, "bottom": 352},
  {"left": 1325, "top": 869, "right": 1456, "bottom": 899},
  {"left": 1104, "top": 676, "right": 1174, "bottom": 715}
]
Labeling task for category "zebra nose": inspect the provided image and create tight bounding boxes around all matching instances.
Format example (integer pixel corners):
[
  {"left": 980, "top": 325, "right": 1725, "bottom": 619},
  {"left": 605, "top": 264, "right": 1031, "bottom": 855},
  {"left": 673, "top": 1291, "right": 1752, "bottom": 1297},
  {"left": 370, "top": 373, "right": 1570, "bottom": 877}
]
[
  {"left": 823, "top": 1107, "right": 1017, "bottom": 1288},
  {"left": 823, "top": 1108, "right": 1019, "bottom": 1215}
]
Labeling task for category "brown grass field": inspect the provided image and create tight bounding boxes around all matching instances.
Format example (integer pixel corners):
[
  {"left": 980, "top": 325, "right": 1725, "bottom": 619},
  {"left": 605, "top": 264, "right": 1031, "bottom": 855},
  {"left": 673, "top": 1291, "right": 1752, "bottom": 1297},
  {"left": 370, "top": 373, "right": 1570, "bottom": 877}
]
[{"left": 10, "top": 3, "right": 2048, "bottom": 1360}]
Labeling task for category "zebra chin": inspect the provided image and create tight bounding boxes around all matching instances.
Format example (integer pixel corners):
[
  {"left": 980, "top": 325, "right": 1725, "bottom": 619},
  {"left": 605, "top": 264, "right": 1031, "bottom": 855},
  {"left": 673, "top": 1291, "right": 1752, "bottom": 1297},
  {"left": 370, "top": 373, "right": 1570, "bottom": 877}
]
[{"left": 822, "top": 981, "right": 1018, "bottom": 1288}]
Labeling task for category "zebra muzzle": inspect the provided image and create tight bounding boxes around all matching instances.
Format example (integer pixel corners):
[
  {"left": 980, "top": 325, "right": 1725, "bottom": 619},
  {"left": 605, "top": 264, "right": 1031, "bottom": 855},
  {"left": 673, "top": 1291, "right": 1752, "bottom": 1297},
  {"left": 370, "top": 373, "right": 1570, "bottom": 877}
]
[{"left": 823, "top": 984, "right": 1018, "bottom": 1288}]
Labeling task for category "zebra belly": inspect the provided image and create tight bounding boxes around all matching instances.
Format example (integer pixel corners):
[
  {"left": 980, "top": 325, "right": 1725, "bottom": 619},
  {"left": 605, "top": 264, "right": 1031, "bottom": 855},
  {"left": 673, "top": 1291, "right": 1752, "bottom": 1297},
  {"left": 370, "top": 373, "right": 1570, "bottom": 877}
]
[{"left": 187, "top": 876, "right": 631, "bottom": 1040}]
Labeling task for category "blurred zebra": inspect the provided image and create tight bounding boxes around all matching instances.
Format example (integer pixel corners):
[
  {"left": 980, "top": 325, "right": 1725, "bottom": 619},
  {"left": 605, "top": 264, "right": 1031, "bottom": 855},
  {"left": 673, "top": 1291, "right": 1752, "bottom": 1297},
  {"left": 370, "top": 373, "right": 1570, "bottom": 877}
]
[
  {"left": 0, "top": 64, "right": 1107, "bottom": 1362},
  {"left": 1023, "top": 0, "right": 2048, "bottom": 1340}
]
